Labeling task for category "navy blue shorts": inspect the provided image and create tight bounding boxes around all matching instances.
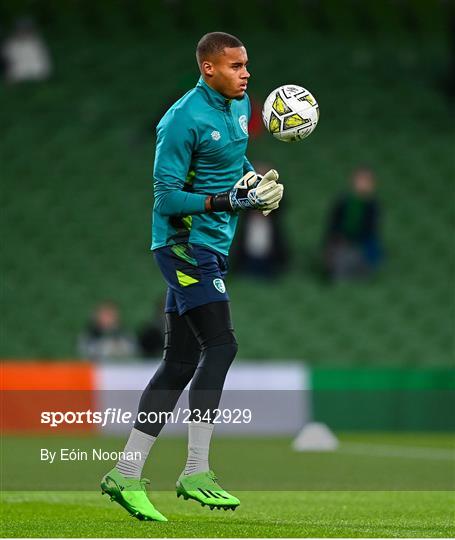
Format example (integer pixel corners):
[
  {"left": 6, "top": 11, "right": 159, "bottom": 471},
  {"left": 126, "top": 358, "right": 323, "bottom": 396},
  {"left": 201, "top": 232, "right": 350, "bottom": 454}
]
[{"left": 154, "top": 244, "right": 230, "bottom": 315}]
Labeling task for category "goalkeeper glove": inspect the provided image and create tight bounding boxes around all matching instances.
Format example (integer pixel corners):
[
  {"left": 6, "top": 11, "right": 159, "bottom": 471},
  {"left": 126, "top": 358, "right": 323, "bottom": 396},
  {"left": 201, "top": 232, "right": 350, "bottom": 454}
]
[
  {"left": 252, "top": 170, "right": 283, "bottom": 216},
  {"left": 206, "top": 170, "right": 283, "bottom": 213}
]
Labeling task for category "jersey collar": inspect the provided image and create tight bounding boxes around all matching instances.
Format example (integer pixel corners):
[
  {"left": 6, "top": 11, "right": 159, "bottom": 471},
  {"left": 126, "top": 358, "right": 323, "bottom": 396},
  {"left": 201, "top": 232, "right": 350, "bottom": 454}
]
[{"left": 197, "top": 77, "right": 232, "bottom": 110}]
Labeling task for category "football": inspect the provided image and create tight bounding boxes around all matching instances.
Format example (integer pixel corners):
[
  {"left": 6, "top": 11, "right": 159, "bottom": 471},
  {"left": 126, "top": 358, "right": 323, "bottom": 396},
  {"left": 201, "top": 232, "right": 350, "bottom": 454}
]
[{"left": 262, "top": 85, "right": 319, "bottom": 142}]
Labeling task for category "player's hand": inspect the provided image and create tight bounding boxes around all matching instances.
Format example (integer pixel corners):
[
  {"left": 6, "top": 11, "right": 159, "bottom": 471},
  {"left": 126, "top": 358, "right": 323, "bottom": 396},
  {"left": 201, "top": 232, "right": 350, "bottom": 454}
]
[
  {"left": 253, "top": 170, "right": 284, "bottom": 216},
  {"left": 229, "top": 170, "right": 282, "bottom": 211},
  {"left": 207, "top": 170, "right": 283, "bottom": 213}
]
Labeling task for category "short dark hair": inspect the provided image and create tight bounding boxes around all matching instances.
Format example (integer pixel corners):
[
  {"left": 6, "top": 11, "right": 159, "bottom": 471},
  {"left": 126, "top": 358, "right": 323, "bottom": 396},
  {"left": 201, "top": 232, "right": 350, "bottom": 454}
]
[{"left": 196, "top": 32, "right": 244, "bottom": 67}]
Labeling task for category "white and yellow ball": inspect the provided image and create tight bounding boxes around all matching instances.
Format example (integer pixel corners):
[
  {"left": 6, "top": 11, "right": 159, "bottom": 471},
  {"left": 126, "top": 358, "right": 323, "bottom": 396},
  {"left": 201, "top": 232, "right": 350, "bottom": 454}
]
[{"left": 262, "top": 85, "right": 319, "bottom": 142}]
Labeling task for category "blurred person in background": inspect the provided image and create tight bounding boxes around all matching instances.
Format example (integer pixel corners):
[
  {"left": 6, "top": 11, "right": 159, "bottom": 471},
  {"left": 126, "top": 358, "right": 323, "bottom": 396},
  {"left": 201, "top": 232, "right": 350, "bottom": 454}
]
[
  {"left": 322, "top": 166, "right": 383, "bottom": 282},
  {"left": 78, "top": 302, "right": 137, "bottom": 361},
  {"left": 1, "top": 18, "right": 52, "bottom": 83},
  {"left": 137, "top": 300, "right": 165, "bottom": 358},
  {"left": 233, "top": 162, "right": 290, "bottom": 279}
]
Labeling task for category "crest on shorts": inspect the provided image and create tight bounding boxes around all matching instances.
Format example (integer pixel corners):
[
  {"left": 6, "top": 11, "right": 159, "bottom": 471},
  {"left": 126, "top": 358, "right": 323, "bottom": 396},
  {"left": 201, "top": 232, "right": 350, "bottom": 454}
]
[
  {"left": 213, "top": 278, "right": 226, "bottom": 293},
  {"left": 211, "top": 130, "right": 221, "bottom": 141},
  {"left": 239, "top": 114, "right": 248, "bottom": 135}
]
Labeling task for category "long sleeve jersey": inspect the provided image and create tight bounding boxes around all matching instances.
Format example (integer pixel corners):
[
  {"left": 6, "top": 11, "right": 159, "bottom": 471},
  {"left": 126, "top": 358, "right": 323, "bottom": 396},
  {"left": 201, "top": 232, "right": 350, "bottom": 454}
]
[{"left": 151, "top": 76, "right": 254, "bottom": 256}]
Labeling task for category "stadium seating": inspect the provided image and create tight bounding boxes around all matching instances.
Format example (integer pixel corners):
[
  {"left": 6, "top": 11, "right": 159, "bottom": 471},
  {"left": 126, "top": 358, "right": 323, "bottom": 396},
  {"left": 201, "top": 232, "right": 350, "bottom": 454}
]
[{"left": 1, "top": 1, "right": 452, "bottom": 365}]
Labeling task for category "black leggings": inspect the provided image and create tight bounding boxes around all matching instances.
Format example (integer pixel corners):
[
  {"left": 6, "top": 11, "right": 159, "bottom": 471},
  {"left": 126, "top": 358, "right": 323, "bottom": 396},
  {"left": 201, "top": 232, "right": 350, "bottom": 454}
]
[{"left": 134, "top": 301, "right": 237, "bottom": 437}]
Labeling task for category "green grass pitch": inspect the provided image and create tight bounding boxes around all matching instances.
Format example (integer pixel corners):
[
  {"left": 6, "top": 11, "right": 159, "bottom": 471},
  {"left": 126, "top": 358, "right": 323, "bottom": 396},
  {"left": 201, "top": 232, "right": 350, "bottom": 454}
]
[{"left": 1, "top": 433, "right": 454, "bottom": 537}]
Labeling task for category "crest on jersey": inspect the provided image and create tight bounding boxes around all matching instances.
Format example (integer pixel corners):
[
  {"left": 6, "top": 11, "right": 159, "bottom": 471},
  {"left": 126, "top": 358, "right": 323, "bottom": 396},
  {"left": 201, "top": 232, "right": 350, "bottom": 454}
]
[
  {"left": 211, "top": 130, "right": 221, "bottom": 141},
  {"left": 239, "top": 115, "right": 248, "bottom": 135},
  {"left": 213, "top": 278, "right": 226, "bottom": 294}
]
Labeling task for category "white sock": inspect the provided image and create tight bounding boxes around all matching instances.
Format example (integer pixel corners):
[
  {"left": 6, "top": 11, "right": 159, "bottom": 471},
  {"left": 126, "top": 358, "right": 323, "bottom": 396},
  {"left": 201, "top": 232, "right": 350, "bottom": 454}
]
[
  {"left": 116, "top": 428, "right": 156, "bottom": 478},
  {"left": 183, "top": 421, "right": 214, "bottom": 476}
]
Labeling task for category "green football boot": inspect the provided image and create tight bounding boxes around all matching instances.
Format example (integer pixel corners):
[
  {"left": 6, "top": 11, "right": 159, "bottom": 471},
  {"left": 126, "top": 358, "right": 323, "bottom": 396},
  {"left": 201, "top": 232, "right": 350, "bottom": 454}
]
[
  {"left": 176, "top": 470, "right": 240, "bottom": 511},
  {"left": 101, "top": 468, "right": 167, "bottom": 522}
]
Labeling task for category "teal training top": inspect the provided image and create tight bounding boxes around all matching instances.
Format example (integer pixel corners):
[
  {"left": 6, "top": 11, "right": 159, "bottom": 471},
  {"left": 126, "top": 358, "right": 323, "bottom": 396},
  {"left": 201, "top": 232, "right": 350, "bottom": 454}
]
[{"left": 151, "top": 77, "right": 254, "bottom": 256}]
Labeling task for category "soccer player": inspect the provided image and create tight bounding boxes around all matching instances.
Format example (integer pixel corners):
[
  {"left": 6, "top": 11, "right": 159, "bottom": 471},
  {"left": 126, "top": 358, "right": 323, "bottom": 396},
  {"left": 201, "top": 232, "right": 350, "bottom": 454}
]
[{"left": 101, "top": 31, "right": 284, "bottom": 522}]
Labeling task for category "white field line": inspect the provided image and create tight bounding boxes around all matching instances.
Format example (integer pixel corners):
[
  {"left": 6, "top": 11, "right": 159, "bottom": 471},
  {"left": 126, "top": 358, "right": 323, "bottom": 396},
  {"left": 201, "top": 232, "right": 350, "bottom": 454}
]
[{"left": 338, "top": 442, "right": 455, "bottom": 461}]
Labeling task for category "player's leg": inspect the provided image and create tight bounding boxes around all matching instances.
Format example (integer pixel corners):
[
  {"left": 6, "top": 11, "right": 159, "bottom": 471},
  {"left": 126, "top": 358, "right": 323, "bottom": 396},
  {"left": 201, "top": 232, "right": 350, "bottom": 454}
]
[
  {"left": 150, "top": 244, "right": 240, "bottom": 509},
  {"left": 101, "top": 291, "right": 200, "bottom": 521},
  {"left": 176, "top": 300, "right": 240, "bottom": 510},
  {"left": 132, "top": 309, "right": 200, "bottom": 440},
  {"left": 185, "top": 301, "right": 237, "bottom": 429}
]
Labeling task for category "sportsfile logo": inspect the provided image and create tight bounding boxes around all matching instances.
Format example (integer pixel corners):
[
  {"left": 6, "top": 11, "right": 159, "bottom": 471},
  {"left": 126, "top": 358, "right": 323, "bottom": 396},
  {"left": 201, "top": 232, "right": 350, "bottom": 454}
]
[{"left": 40, "top": 407, "right": 251, "bottom": 427}]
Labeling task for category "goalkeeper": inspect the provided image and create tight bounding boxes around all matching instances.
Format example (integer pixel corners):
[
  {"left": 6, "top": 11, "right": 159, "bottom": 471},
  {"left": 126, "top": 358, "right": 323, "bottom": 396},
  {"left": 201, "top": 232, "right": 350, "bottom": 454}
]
[{"left": 101, "top": 31, "right": 284, "bottom": 522}]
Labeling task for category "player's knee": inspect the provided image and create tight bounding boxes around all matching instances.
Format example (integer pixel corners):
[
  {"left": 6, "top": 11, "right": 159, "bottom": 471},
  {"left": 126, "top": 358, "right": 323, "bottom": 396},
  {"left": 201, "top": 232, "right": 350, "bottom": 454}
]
[
  {"left": 225, "top": 337, "right": 238, "bottom": 360},
  {"left": 219, "top": 341, "right": 238, "bottom": 371},
  {"left": 163, "top": 343, "right": 200, "bottom": 367},
  {"left": 199, "top": 332, "right": 238, "bottom": 372},
  {"left": 203, "top": 329, "right": 238, "bottom": 350},
  {"left": 149, "top": 359, "right": 197, "bottom": 390},
  {"left": 164, "top": 360, "right": 198, "bottom": 385},
  {"left": 210, "top": 330, "right": 238, "bottom": 363}
]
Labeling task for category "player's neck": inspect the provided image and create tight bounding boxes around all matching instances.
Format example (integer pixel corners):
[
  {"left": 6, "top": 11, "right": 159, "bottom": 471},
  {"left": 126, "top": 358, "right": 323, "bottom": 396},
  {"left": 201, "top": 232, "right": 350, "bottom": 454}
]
[{"left": 201, "top": 77, "right": 230, "bottom": 100}]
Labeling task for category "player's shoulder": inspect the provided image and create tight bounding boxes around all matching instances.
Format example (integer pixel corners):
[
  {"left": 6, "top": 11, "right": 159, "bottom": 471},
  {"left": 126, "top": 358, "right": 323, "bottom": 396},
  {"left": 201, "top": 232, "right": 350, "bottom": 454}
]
[{"left": 157, "top": 88, "right": 205, "bottom": 131}]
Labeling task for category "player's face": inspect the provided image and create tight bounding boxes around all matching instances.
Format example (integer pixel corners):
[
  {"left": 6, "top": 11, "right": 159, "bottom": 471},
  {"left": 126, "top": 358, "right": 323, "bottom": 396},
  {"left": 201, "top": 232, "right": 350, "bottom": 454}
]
[{"left": 204, "top": 47, "right": 250, "bottom": 99}]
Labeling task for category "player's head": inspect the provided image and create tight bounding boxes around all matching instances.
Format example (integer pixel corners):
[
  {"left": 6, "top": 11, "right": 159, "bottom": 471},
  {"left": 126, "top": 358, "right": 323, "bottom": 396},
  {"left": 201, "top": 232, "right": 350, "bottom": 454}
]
[{"left": 196, "top": 31, "right": 249, "bottom": 99}]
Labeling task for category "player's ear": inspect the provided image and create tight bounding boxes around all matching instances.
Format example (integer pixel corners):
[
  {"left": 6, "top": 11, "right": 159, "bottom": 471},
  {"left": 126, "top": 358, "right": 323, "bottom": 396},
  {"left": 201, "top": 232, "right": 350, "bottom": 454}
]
[{"left": 201, "top": 60, "right": 214, "bottom": 78}]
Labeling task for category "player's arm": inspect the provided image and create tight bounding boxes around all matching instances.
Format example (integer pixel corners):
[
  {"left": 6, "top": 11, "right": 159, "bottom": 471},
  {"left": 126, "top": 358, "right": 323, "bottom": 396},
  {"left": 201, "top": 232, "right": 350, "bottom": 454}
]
[
  {"left": 204, "top": 94, "right": 284, "bottom": 213},
  {"left": 223, "top": 98, "right": 282, "bottom": 215},
  {"left": 154, "top": 109, "right": 282, "bottom": 215},
  {"left": 206, "top": 169, "right": 283, "bottom": 213},
  {"left": 153, "top": 110, "right": 207, "bottom": 217}
]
